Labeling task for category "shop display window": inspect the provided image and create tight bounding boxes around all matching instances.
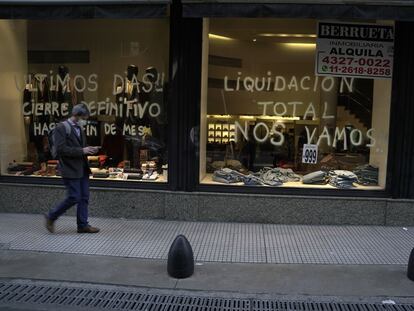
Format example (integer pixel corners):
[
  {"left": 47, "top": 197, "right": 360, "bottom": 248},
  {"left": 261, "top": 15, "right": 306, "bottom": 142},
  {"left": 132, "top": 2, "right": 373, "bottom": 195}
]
[
  {"left": 200, "top": 18, "right": 393, "bottom": 190},
  {"left": 0, "top": 19, "right": 169, "bottom": 183}
]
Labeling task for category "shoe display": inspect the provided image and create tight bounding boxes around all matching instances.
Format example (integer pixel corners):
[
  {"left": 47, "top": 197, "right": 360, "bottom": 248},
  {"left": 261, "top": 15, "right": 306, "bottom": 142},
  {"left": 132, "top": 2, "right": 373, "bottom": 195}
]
[
  {"left": 77, "top": 225, "right": 100, "bottom": 234},
  {"left": 123, "top": 168, "right": 142, "bottom": 174},
  {"left": 127, "top": 173, "right": 143, "bottom": 180}
]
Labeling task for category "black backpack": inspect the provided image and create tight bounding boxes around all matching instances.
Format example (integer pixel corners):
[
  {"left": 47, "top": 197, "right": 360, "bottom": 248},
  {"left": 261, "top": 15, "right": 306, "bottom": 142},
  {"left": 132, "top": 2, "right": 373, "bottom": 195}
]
[{"left": 48, "top": 120, "right": 71, "bottom": 159}]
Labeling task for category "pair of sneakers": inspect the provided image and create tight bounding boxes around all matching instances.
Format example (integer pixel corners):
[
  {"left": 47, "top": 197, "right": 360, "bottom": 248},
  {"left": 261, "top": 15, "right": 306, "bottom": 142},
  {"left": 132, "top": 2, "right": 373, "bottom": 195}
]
[{"left": 45, "top": 215, "right": 100, "bottom": 234}]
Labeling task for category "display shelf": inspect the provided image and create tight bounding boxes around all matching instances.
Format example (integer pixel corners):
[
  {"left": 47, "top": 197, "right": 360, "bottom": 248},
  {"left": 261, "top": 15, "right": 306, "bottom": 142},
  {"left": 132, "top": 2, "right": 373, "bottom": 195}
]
[
  {"left": 3, "top": 173, "right": 167, "bottom": 183},
  {"left": 200, "top": 174, "right": 383, "bottom": 190},
  {"left": 91, "top": 174, "right": 167, "bottom": 183},
  {"left": 207, "top": 121, "right": 236, "bottom": 144}
]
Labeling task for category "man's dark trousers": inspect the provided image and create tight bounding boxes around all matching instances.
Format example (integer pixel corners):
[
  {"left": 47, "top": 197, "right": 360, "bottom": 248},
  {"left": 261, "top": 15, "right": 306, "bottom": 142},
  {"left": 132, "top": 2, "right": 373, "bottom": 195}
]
[{"left": 48, "top": 174, "right": 89, "bottom": 228}]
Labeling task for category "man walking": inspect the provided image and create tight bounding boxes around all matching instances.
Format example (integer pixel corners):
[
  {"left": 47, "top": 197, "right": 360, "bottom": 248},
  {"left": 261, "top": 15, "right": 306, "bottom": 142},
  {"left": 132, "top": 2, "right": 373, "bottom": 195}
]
[{"left": 45, "top": 104, "right": 100, "bottom": 234}]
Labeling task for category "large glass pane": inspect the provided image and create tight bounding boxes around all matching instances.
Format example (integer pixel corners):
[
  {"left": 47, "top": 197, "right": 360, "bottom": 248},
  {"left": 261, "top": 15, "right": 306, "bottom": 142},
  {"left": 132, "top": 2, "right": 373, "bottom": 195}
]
[
  {"left": 0, "top": 19, "right": 169, "bottom": 182},
  {"left": 200, "top": 18, "right": 393, "bottom": 190}
]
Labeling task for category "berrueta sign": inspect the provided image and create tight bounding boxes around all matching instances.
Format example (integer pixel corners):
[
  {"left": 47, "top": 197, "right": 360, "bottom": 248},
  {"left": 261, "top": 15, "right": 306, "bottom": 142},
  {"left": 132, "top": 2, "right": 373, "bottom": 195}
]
[{"left": 316, "top": 22, "right": 394, "bottom": 79}]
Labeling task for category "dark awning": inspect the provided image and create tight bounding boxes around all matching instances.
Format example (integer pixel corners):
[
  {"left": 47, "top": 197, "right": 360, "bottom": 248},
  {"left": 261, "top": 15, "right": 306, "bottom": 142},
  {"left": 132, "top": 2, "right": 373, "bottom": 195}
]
[
  {"left": 182, "top": 0, "right": 414, "bottom": 20},
  {"left": 0, "top": 0, "right": 169, "bottom": 19}
]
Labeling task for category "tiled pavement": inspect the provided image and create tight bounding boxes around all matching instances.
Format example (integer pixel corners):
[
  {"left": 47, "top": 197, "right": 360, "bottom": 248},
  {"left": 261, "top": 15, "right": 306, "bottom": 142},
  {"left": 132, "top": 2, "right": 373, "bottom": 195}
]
[{"left": 0, "top": 213, "right": 413, "bottom": 265}]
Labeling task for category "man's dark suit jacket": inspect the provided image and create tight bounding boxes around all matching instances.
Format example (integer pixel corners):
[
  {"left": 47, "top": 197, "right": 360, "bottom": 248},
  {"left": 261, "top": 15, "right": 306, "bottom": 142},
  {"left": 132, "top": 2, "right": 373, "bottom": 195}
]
[{"left": 55, "top": 120, "right": 91, "bottom": 179}]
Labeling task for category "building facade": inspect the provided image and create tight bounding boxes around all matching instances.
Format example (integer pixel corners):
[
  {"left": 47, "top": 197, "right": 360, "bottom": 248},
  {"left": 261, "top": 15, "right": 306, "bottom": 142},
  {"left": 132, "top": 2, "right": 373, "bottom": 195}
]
[{"left": 0, "top": 0, "right": 413, "bottom": 225}]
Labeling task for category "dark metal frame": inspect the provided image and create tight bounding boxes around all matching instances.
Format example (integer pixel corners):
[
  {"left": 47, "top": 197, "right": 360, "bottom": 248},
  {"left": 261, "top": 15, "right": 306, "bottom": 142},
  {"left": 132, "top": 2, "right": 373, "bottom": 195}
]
[
  {"left": 0, "top": 1, "right": 173, "bottom": 191},
  {"left": 179, "top": 18, "right": 413, "bottom": 199},
  {"left": 386, "top": 21, "right": 414, "bottom": 199},
  {"left": 182, "top": 3, "right": 414, "bottom": 21},
  {"left": 0, "top": 3, "right": 167, "bottom": 19},
  {"left": 1, "top": 2, "right": 413, "bottom": 199}
]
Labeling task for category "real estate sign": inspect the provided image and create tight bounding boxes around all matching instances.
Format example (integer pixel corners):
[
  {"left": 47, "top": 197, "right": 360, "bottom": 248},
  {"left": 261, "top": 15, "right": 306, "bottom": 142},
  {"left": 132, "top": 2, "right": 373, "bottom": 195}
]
[{"left": 316, "top": 22, "right": 394, "bottom": 79}]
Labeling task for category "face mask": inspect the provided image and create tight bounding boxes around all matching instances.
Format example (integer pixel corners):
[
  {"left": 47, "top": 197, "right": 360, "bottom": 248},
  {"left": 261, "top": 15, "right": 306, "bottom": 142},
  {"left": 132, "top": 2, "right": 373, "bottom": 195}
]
[{"left": 78, "top": 119, "right": 87, "bottom": 127}]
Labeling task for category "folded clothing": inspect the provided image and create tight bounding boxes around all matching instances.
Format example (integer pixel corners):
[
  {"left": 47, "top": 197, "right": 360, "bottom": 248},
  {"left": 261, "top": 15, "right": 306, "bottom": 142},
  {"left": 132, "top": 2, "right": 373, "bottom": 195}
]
[
  {"left": 212, "top": 167, "right": 300, "bottom": 187},
  {"left": 353, "top": 164, "right": 379, "bottom": 185},
  {"left": 255, "top": 167, "right": 301, "bottom": 185},
  {"left": 212, "top": 168, "right": 245, "bottom": 184},
  {"left": 255, "top": 169, "right": 282, "bottom": 186},
  {"left": 243, "top": 174, "right": 265, "bottom": 186},
  {"left": 302, "top": 171, "right": 328, "bottom": 184},
  {"left": 328, "top": 170, "right": 358, "bottom": 189}
]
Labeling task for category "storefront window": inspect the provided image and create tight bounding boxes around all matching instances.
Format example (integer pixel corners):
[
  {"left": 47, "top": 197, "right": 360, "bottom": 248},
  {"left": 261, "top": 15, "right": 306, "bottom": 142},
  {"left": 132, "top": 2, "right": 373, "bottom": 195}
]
[
  {"left": 200, "top": 18, "right": 393, "bottom": 190},
  {"left": 0, "top": 19, "right": 169, "bottom": 182}
]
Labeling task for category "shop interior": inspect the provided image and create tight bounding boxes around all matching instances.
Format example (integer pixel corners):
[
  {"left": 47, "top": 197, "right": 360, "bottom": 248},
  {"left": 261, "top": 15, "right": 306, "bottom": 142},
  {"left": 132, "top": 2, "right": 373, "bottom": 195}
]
[
  {"left": 200, "top": 18, "right": 393, "bottom": 190},
  {"left": 0, "top": 19, "right": 170, "bottom": 182}
]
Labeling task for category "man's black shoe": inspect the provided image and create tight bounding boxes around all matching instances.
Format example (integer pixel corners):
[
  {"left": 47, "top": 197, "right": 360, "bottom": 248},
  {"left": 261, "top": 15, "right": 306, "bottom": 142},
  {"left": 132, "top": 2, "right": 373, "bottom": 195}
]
[
  {"left": 45, "top": 215, "right": 55, "bottom": 233},
  {"left": 77, "top": 226, "right": 100, "bottom": 234}
]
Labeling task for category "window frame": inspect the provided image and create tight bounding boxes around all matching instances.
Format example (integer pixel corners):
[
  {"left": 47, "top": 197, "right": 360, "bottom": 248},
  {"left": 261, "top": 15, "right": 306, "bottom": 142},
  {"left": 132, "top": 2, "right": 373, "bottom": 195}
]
[
  {"left": 187, "top": 17, "right": 412, "bottom": 198},
  {"left": 0, "top": 3, "right": 176, "bottom": 191},
  {"left": 1, "top": 3, "right": 413, "bottom": 199}
]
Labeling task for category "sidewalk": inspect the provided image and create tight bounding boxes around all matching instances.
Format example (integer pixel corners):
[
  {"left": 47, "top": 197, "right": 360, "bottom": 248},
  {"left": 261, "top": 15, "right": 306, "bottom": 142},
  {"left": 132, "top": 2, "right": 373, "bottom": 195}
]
[
  {"left": 0, "top": 213, "right": 414, "bottom": 303},
  {"left": 0, "top": 213, "right": 413, "bottom": 265}
]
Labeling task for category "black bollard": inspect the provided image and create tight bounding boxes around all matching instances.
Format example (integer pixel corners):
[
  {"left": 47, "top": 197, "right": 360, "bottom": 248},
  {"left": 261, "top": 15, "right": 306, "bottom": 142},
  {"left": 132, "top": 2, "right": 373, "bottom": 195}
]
[
  {"left": 167, "top": 235, "right": 194, "bottom": 279},
  {"left": 408, "top": 247, "right": 414, "bottom": 281}
]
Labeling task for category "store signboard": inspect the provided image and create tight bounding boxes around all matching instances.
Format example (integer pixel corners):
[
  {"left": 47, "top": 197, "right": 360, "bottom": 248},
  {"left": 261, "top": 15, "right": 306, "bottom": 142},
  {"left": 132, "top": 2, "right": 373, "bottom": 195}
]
[
  {"left": 302, "top": 144, "right": 318, "bottom": 164},
  {"left": 315, "top": 22, "right": 394, "bottom": 79}
]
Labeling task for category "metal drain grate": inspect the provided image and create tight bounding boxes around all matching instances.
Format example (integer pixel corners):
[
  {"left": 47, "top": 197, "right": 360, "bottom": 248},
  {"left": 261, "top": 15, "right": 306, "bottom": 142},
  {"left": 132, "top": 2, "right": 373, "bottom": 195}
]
[
  {"left": 1, "top": 281, "right": 413, "bottom": 311},
  {"left": 0, "top": 282, "right": 251, "bottom": 311},
  {"left": 252, "top": 301, "right": 414, "bottom": 311}
]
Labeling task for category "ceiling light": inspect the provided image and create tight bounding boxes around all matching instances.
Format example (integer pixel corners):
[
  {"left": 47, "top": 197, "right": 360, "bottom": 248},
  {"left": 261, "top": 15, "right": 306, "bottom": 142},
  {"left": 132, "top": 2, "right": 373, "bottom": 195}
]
[
  {"left": 283, "top": 43, "right": 316, "bottom": 49},
  {"left": 239, "top": 115, "right": 301, "bottom": 121},
  {"left": 207, "top": 114, "right": 232, "bottom": 119},
  {"left": 259, "top": 33, "right": 316, "bottom": 38},
  {"left": 208, "top": 33, "right": 233, "bottom": 41},
  {"left": 257, "top": 116, "right": 300, "bottom": 121}
]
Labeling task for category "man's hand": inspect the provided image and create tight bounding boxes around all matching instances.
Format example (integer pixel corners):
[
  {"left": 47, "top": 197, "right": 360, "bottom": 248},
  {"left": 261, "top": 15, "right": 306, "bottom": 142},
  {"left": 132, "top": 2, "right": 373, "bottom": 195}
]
[{"left": 83, "top": 147, "right": 99, "bottom": 155}]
